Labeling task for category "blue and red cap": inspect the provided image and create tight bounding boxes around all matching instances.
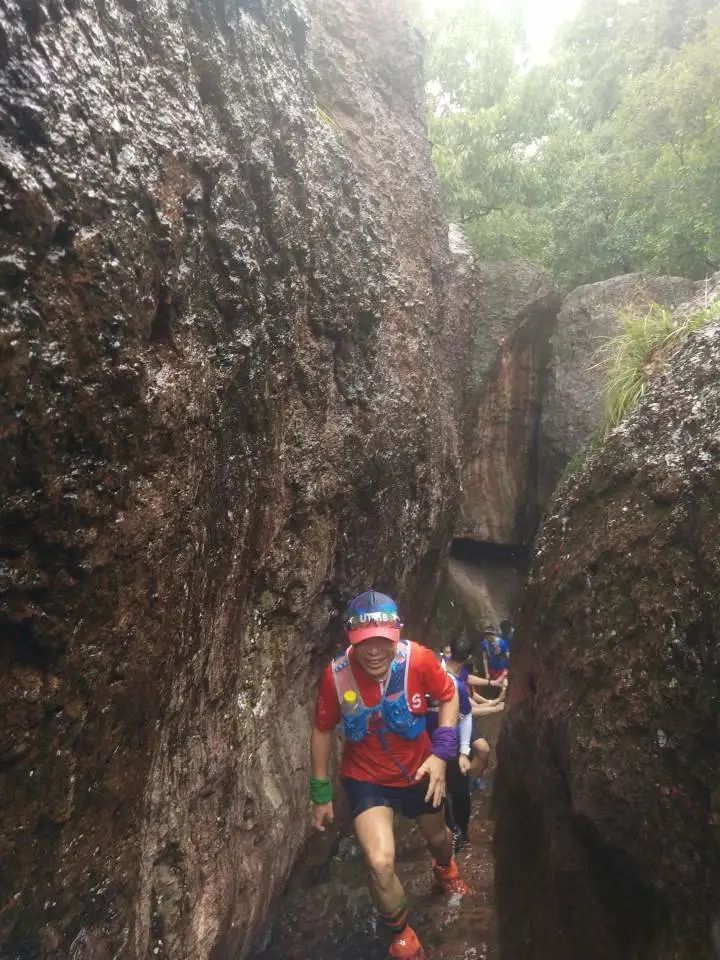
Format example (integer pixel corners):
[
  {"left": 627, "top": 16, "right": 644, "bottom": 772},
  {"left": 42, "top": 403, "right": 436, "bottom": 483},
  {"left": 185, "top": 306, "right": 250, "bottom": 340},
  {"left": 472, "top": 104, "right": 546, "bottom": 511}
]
[{"left": 344, "top": 591, "right": 402, "bottom": 645}]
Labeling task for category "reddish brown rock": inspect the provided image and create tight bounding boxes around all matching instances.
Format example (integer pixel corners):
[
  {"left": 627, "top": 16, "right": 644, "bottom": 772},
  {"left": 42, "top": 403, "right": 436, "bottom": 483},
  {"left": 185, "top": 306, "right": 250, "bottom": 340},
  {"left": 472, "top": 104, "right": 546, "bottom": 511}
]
[
  {"left": 428, "top": 242, "right": 560, "bottom": 640},
  {"left": 495, "top": 318, "right": 720, "bottom": 960},
  {"left": 459, "top": 259, "right": 560, "bottom": 547},
  {"left": 0, "top": 1, "right": 466, "bottom": 956}
]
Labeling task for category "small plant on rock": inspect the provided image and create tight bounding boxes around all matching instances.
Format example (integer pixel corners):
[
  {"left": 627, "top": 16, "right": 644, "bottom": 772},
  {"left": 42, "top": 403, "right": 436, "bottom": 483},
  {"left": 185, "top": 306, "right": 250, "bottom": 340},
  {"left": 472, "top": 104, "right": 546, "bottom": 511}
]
[{"left": 597, "top": 300, "right": 719, "bottom": 435}]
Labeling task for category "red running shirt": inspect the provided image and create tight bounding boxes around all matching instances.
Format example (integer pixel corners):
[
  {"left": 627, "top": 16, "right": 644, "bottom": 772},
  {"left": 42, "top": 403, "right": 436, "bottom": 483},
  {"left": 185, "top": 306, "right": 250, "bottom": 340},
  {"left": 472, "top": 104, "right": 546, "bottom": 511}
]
[{"left": 314, "top": 641, "right": 455, "bottom": 788}]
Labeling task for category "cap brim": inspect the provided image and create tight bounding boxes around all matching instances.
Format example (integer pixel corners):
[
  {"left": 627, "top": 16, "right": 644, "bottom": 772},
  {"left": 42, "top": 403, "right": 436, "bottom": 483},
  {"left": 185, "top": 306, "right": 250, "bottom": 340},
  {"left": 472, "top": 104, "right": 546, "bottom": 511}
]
[{"left": 347, "top": 626, "right": 401, "bottom": 645}]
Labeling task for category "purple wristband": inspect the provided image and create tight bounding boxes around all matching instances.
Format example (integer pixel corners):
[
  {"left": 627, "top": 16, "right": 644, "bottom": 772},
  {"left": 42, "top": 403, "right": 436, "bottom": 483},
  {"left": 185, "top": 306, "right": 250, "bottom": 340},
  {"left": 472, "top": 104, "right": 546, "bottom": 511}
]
[{"left": 430, "top": 726, "right": 458, "bottom": 762}]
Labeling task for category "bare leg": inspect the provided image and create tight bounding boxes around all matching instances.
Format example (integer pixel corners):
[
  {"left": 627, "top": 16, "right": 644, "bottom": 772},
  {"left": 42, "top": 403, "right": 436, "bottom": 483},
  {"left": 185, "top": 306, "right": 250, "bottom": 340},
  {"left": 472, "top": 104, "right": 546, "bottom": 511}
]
[
  {"left": 416, "top": 809, "right": 453, "bottom": 867},
  {"left": 468, "top": 737, "right": 490, "bottom": 780},
  {"left": 354, "top": 805, "right": 405, "bottom": 914}
]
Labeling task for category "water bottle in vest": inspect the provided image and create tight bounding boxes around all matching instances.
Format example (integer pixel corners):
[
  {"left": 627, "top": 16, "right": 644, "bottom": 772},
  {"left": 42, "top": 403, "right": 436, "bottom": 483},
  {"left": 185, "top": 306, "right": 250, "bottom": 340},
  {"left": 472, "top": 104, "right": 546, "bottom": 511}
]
[{"left": 341, "top": 689, "right": 362, "bottom": 718}]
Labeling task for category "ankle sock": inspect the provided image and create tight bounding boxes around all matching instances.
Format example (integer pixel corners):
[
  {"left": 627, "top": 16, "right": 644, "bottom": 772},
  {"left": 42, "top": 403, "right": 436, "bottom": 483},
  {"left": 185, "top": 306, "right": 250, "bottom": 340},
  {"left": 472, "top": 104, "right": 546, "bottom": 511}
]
[{"left": 379, "top": 898, "right": 409, "bottom": 936}]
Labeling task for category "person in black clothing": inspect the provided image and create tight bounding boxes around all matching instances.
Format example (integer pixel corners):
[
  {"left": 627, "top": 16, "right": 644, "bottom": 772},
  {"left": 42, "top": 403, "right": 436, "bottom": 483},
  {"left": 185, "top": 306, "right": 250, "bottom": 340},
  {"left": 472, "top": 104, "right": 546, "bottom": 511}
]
[
  {"left": 441, "top": 635, "right": 474, "bottom": 847},
  {"left": 442, "top": 634, "right": 505, "bottom": 847}
]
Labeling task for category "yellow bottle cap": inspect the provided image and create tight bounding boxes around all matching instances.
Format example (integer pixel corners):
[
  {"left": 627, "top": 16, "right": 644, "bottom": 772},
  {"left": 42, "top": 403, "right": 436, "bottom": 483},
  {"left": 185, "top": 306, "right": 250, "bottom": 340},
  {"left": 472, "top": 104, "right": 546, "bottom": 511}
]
[{"left": 343, "top": 690, "right": 358, "bottom": 704}]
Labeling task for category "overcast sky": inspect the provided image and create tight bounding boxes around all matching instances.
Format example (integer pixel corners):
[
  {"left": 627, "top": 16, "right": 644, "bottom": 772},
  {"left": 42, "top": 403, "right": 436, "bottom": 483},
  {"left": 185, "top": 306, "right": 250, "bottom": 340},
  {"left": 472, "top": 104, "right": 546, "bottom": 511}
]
[
  {"left": 419, "top": 0, "right": 584, "bottom": 61},
  {"left": 517, "top": 0, "right": 584, "bottom": 60}
]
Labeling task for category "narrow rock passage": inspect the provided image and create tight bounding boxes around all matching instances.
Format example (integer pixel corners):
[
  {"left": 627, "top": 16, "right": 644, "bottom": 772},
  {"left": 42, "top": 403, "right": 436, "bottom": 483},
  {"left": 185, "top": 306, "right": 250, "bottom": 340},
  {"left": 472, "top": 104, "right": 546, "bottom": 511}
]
[
  {"left": 447, "top": 541, "right": 526, "bottom": 637},
  {"left": 255, "top": 765, "right": 501, "bottom": 960}
]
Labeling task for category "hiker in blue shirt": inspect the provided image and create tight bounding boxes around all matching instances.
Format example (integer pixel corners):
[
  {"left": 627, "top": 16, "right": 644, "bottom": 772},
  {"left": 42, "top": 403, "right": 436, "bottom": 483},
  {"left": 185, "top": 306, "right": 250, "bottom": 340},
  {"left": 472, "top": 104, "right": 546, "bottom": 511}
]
[
  {"left": 428, "top": 635, "right": 473, "bottom": 848},
  {"left": 431, "top": 633, "right": 505, "bottom": 846},
  {"left": 481, "top": 621, "right": 511, "bottom": 683}
]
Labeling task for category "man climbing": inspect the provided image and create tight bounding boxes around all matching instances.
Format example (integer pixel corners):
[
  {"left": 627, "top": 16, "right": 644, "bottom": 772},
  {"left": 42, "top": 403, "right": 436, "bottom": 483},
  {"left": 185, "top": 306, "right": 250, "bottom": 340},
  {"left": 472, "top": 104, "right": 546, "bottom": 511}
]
[
  {"left": 439, "top": 632, "right": 507, "bottom": 811},
  {"left": 428, "top": 633, "right": 474, "bottom": 849},
  {"left": 445, "top": 631, "right": 506, "bottom": 792},
  {"left": 467, "top": 681, "right": 506, "bottom": 790},
  {"left": 311, "top": 591, "right": 469, "bottom": 960},
  {"left": 480, "top": 621, "right": 511, "bottom": 683}
]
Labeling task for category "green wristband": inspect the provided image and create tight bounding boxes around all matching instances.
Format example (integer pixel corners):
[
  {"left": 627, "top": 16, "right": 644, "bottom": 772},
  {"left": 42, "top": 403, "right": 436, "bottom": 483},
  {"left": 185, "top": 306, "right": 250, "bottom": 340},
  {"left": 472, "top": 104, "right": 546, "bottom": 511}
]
[{"left": 310, "top": 777, "right": 333, "bottom": 805}]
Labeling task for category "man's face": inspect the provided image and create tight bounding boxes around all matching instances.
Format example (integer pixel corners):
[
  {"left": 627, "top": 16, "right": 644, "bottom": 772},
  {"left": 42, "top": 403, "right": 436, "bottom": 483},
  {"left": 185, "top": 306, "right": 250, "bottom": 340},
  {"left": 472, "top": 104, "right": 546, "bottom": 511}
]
[
  {"left": 442, "top": 644, "right": 451, "bottom": 657},
  {"left": 354, "top": 636, "right": 395, "bottom": 678}
]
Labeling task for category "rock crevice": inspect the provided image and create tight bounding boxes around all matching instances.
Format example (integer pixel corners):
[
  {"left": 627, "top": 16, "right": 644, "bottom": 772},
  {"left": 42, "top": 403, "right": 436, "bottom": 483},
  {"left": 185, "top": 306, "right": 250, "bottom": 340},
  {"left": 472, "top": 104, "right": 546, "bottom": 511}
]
[{"left": 431, "top": 242, "right": 561, "bottom": 637}]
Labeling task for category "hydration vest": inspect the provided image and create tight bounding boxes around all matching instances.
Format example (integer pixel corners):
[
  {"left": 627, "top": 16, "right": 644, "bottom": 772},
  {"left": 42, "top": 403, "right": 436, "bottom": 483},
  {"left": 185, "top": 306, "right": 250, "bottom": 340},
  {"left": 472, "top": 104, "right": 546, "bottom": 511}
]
[{"left": 331, "top": 639, "right": 426, "bottom": 743}]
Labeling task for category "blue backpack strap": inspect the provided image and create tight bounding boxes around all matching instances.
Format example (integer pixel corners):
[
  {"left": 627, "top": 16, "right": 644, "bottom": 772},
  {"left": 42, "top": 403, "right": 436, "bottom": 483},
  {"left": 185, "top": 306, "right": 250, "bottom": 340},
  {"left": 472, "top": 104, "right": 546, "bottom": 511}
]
[
  {"left": 332, "top": 648, "right": 375, "bottom": 744},
  {"left": 332, "top": 647, "right": 364, "bottom": 706},
  {"left": 381, "top": 640, "right": 426, "bottom": 742},
  {"left": 385, "top": 638, "right": 410, "bottom": 698},
  {"left": 331, "top": 648, "right": 350, "bottom": 673}
]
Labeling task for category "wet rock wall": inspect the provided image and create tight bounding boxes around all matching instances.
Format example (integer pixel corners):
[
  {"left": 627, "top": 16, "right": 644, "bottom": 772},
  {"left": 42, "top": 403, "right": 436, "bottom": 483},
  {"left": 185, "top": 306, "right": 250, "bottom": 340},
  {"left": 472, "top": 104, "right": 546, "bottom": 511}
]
[
  {"left": 495, "top": 318, "right": 720, "bottom": 959},
  {"left": 459, "top": 260, "right": 560, "bottom": 547},
  {"left": 0, "top": 1, "right": 464, "bottom": 956},
  {"left": 429, "top": 240, "right": 561, "bottom": 641}
]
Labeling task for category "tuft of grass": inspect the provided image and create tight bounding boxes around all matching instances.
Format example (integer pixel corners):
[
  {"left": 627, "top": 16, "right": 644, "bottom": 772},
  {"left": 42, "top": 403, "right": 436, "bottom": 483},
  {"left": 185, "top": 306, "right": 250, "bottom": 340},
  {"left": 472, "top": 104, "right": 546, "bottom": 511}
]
[
  {"left": 317, "top": 104, "right": 341, "bottom": 133},
  {"left": 595, "top": 301, "right": 719, "bottom": 436}
]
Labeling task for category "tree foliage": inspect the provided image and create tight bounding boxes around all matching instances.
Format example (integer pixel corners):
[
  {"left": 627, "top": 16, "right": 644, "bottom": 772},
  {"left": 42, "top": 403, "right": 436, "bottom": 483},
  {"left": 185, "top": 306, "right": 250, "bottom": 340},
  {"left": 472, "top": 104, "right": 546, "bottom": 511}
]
[{"left": 424, "top": 0, "right": 720, "bottom": 288}]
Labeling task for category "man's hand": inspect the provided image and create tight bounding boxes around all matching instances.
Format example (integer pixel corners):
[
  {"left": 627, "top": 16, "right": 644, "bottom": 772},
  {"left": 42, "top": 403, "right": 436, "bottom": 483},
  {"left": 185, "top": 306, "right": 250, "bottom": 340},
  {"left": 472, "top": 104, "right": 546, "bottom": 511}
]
[
  {"left": 312, "top": 801, "right": 334, "bottom": 831},
  {"left": 458, "top": 754, "right": 471, "bottom": 775},
  {"left": 415, "top": 754, "right": 447, "bottom": 806},
  {"left": 472, "top": 692, "right": 492, "bottom": 704}
]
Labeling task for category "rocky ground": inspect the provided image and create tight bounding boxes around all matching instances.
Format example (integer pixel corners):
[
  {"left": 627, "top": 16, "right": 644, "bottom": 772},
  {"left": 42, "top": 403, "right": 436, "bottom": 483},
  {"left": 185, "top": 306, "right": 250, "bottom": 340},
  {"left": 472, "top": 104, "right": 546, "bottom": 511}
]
[{"left": 256, "top": 765, "right": 501, "bottom": 960}]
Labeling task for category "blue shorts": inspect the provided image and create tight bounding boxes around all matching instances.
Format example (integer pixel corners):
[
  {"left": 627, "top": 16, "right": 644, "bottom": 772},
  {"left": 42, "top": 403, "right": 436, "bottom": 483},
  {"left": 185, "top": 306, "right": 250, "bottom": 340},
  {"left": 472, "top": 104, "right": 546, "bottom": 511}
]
[{"left": 341, "top": 777, "right": 439, "bottom": 820}]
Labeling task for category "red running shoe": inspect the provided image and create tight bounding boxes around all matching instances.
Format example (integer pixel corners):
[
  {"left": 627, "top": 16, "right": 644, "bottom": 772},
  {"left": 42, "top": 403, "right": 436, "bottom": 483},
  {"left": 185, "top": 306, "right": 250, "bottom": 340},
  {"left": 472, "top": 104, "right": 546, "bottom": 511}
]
[
  {"left": 432, "top": 857, "right": 471, "bottom": 896},
  {"left": 388, "top": 925, "right": 427, "bottom": 959}
]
